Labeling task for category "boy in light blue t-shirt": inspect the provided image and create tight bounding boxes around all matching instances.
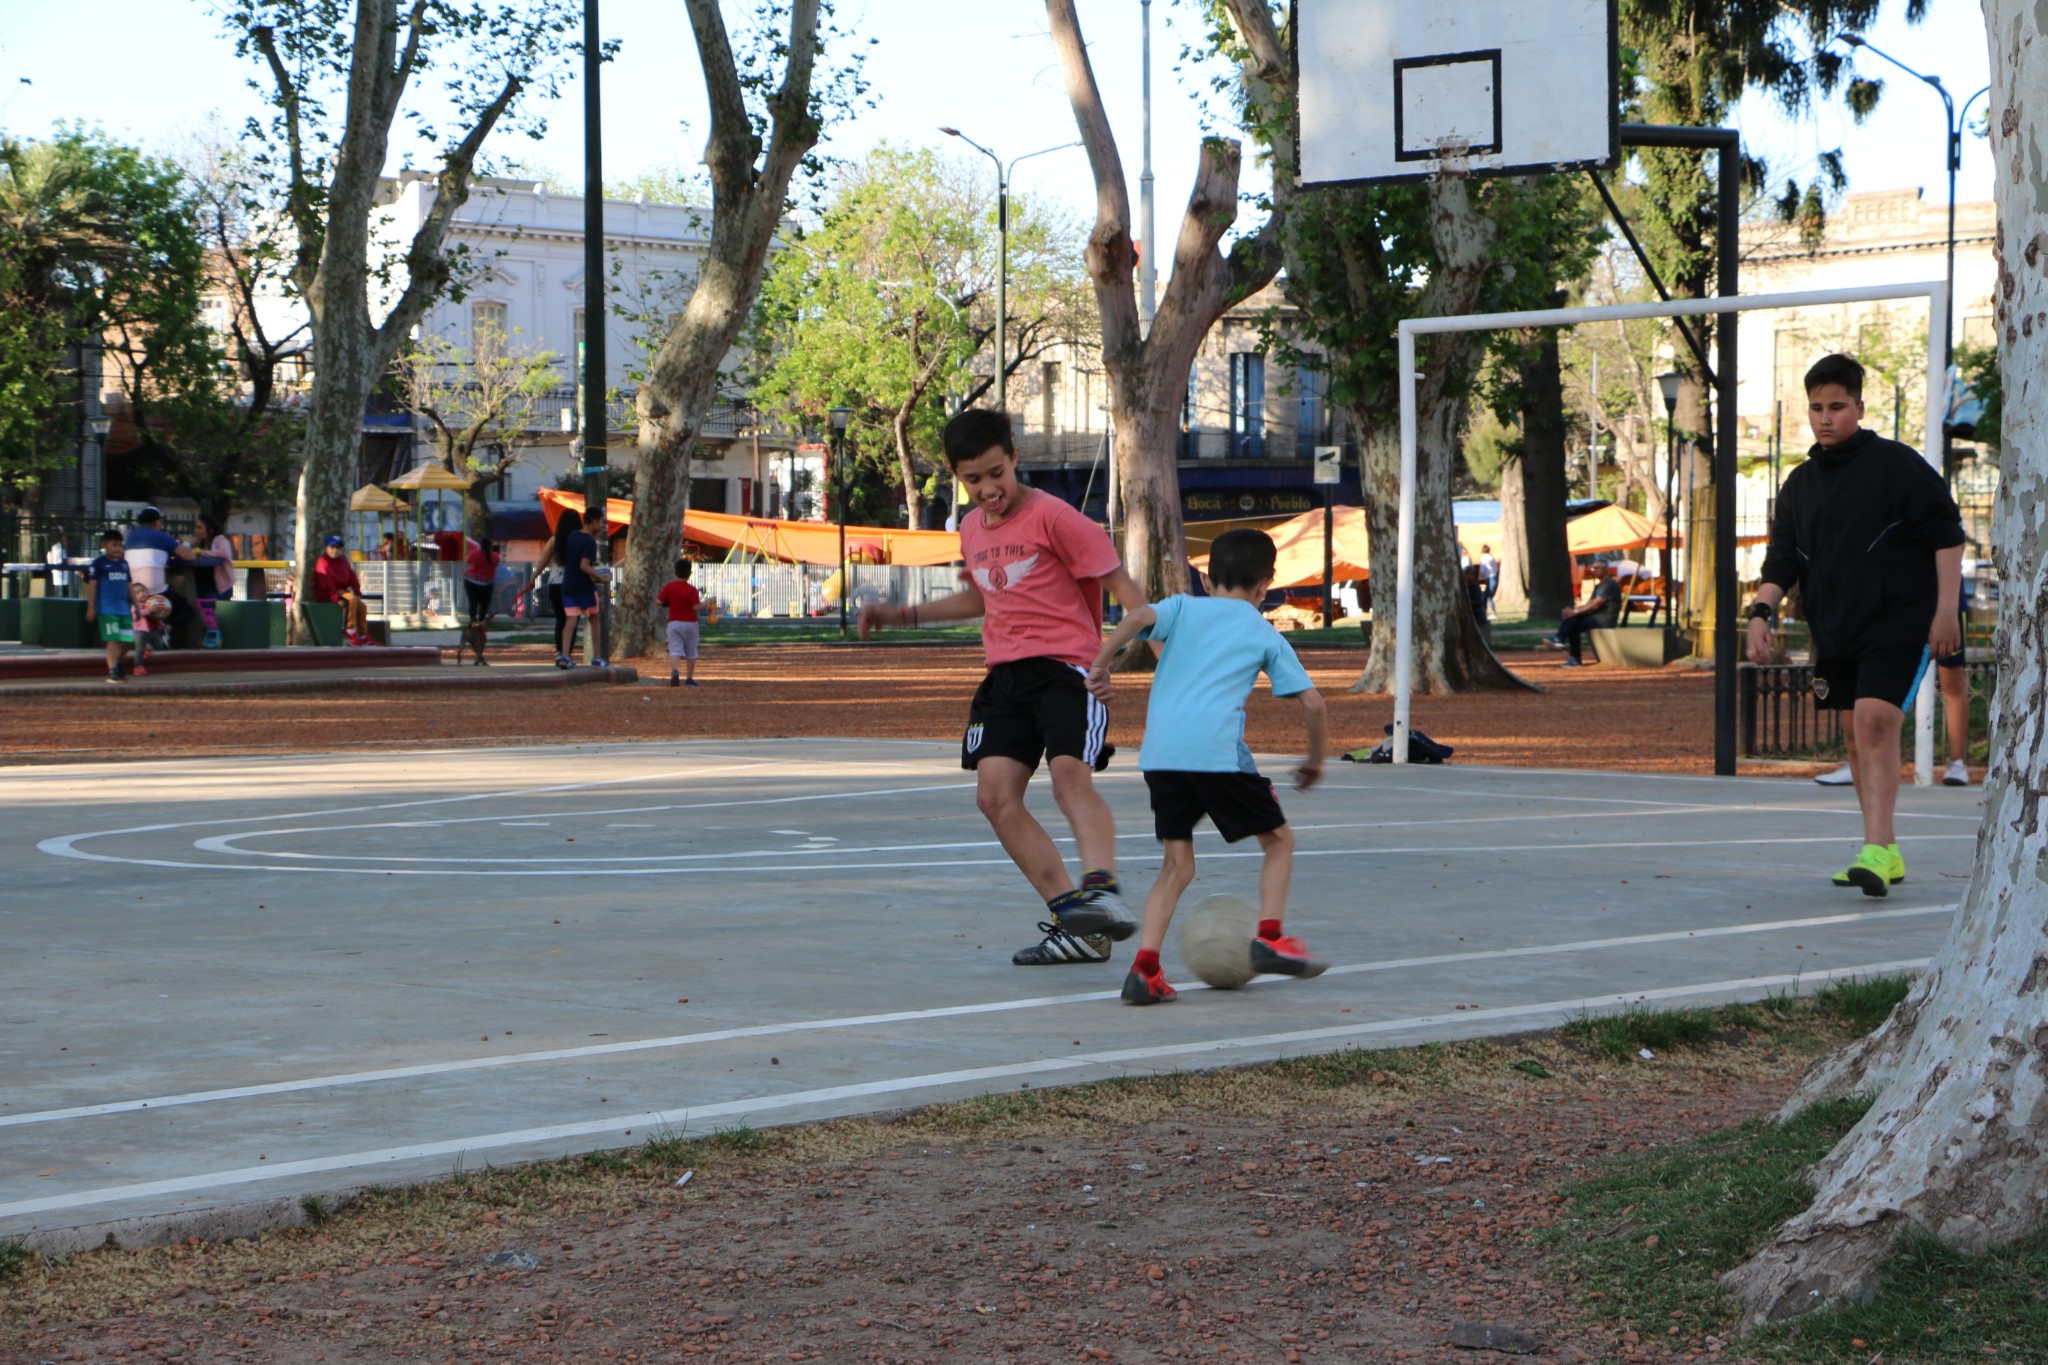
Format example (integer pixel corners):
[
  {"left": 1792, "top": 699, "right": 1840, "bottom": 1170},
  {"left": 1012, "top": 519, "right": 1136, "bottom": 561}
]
[{"left": 1086, "top": 529, "right": 1329, "bottom": 1005}]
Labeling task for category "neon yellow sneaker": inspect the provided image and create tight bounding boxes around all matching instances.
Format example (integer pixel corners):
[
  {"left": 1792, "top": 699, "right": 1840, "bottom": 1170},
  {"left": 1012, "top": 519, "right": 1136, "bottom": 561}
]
[
  {"left": 1833, "top": 843, "right": 1896, "bottom": 897},
  {"left": 1833, "top": 844, "right": 1907, "bottom": 889}
]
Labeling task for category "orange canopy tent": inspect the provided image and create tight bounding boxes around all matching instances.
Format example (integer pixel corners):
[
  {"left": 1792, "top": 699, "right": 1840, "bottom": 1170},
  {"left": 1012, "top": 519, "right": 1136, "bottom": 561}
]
[
  {"left": 1197, "top": 502, "right": 1728, "bottom": 588},
  {"left": 1191, "top": 505, "right": 1372, "bottom": 588},
  {"left": 539, "top": 488, "right": 963, "bottom": 568}
]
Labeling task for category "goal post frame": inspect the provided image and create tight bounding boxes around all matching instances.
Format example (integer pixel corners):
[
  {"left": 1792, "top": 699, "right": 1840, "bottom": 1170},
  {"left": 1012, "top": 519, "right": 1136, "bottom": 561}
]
[{"left": 1391, "top": 280, "right": 1951, "bottom": 781}]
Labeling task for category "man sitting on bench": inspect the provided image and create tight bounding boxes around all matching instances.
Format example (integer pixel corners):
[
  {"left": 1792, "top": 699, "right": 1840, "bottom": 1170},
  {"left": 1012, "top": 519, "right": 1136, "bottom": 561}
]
[
  {"left": 1541, "top": 561, "right": 1621, "bottom": 667},
  {"left": 312, "top": 535, "right": 372, "bottom": 646}
]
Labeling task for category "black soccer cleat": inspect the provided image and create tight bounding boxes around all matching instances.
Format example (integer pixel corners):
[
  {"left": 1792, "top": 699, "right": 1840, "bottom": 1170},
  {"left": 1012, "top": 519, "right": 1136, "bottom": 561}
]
[
  {"left": 1056, "top": 886, "right": 1136, "bottom": 941},
  {"left": 1013, "top": 921, "right": 1115, "bottom": 965}
]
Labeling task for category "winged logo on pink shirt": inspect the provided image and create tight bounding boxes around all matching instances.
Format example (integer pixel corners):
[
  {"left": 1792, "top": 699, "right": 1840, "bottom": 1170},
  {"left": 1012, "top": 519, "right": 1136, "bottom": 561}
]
[{"left": 971, "top": 553, "right": 1039, "bottom": 593}]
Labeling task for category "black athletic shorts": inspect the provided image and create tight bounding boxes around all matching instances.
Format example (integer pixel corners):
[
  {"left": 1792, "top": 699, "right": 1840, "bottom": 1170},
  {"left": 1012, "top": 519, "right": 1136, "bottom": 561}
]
[
  {"left": 962, "top": 657, "right": 1111, "bottom": 773},
  {"left": 464, "top": 579, "right": 493, "bottom": 622},
  {"left": 1812, "top": 645, "right": 1931, "bottom": 712},
  {"left": 1145, "top": 769, "right": 1286, "bottom": 843}
]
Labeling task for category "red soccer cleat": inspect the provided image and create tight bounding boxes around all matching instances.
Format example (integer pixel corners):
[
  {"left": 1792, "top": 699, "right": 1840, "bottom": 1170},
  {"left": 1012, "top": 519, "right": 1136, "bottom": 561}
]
[
  {"left": 1249, "top": 935, "right": 1330, "bottom": 979},
  {"left": 1121, "top": 968, "right": 1178, "bottom": 1006}
]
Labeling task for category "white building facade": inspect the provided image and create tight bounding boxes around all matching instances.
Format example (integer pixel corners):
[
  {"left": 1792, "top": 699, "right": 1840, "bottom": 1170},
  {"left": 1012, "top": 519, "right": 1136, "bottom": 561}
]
[{"left": 373, "top": 174, "right": 797, "bottom": 519}]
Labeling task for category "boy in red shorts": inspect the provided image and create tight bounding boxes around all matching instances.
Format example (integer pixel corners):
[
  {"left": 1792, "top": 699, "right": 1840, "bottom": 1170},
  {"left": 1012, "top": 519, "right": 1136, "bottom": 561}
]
[
  {"left": 1747, "top": 353, "right": 1964, "bottom": 895},
  {"left": 861, "top": 408, "right": 1148, "bottom": 965}
]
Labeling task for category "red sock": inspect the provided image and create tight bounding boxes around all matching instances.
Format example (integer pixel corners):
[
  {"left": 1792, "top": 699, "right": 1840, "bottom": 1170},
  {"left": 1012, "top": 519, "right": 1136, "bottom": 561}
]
[
  {"left": 1257, "top": 920, "right": 1283, "bottom": 941},
  {"left": 1133, "top": 949, "right": 1161, "bottom": 976}
]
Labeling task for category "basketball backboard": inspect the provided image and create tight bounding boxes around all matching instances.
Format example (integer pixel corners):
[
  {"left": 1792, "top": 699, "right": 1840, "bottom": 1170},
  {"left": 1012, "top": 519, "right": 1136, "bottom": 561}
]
[{"left": 1295, "top": 0, "right": 1618, "bottom": 188}]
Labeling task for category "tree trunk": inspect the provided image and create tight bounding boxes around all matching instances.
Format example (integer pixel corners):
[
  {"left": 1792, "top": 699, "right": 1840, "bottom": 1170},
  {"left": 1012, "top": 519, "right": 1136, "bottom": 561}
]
[
  {"left": 463, "top": 483, "right": 492, "bottom": 543},
  {"left": 1349, "top": 174, "right": 1533, "bottom": 695},
  {"left": 1518, "top": 316, "right": 1574, "bottom": 620},
  {"left": 289, "top": 337, "right": 370, "bottom": 644},
  {"left": 892, "top": 402, "right": 925, "bottom": 530},
  {"left": 1495, "top": 453, "right": 1532, "bottom": 619},
  {"left": 1049, "top": 0, "right": 1283, "bottom": 623},
  {"left": 1112, "top": 397, "right": 1188, "bottom": 606},
  {"left": 612, "top": 0, "right": 822, "bottom": 660},
  {"left": 1352, "top": 401, "right": 1535, "bottom": 695},
  {"left": 1723, "top": 5, "right": 2048, "bottom": 1320}
]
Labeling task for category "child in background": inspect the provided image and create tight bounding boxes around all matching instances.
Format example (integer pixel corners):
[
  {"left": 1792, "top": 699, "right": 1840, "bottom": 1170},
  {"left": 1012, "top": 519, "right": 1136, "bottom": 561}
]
[
  {"left": 83, "top": 530, "right": 134, "bottom": 683},
  {"left": 1086, "top": 528, "right": 1329, "bottom": 1005},
  {"left": 657, "top": 559, "right": 703, "bottom": 687},
  {"left": 130, "top": 581, "right": 173, "bottom": 672}
]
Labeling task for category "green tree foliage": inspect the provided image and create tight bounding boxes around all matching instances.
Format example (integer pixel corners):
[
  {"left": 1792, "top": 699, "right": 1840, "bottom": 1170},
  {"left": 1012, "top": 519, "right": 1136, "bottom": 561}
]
[
  {"left": 749, "top": 143, "right": 1088, "bottom": 528},
  {"left": 1620, "top": 1, "right": 1921, "bottom": 423},
  {"left": 0, "top": 128, "right": 225, "bottom": 508},
  {"left": 1955, "top": 342, "right": 2000, "bottom": 449}
]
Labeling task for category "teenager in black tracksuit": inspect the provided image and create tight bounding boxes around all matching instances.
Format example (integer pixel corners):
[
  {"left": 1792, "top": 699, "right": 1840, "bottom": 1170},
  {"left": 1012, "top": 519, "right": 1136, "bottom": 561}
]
[{"left": 1745, "top": 353, "right": 1965, "bottom": 897}]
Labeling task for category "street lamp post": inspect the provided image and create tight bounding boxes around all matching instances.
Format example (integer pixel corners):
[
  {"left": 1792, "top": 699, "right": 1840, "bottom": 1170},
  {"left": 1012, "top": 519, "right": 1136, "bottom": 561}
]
[
  {"left": 1657, "top": 371, "right": 1683, "bottom": 628},
  {"left": 86, "top": 415, "right": 112, "bottom": 522},
  {"left": 1839, "top": 34, "right": 1990, "bottom": 466},
  {"left": 938, "top": 129, "right": 1081, "bottom": 413},
  {"left": 829, "top": 406, "right": 852, "bottom": 638}
]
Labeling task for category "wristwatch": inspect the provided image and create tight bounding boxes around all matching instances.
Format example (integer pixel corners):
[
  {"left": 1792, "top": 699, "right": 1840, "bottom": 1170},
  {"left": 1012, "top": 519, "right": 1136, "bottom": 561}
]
[{"left": 1745, "top": 601, "right": 1775, "bottom": 624}]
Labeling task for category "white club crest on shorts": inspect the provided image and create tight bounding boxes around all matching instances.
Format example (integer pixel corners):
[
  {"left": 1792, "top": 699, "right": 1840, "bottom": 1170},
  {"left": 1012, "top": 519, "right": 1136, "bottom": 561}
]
[
  {"left": 971, "top": 554, "right": 1039, "bottom": 594},
  {"left": 965, "top": 723, "right": 984, "bottom": 752}
]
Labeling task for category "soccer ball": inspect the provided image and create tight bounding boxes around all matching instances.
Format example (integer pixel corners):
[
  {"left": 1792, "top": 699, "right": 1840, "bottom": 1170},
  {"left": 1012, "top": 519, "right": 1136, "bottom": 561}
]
[
  {"left": 139, "top": 594, "right": 171, "bottom": 621},
  {"left": 1177, "top": 893, "right": 1259, "bottom": 990}
]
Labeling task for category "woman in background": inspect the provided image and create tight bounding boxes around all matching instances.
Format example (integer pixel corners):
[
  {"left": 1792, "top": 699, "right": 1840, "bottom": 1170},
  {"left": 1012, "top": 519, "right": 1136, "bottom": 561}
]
[{"left": 462, "top": 535, "right": 500, "bottom": 665}]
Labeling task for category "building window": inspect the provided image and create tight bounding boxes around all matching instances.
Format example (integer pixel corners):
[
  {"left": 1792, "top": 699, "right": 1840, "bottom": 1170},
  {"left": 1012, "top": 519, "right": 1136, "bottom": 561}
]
[
  {"left": 1229, "top": 352, "right": 1265, "bottom": 459},
  {"left": 572, "top": 307, "right": 586, "bottom": 356},
  {"left": 471, "top": 301, "right": 508, "bottom": 348},
  {"left": 1041, "top": 361, "right": 1060, "bottom": 436},
  {"left": 1294, "top": 365, "right": 1327, "bottom": 458}
]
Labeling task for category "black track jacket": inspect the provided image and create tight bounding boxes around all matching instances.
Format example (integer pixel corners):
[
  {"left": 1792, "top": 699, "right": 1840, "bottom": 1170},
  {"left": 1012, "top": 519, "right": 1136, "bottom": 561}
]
[{"left": 1758, "top": 428, "right": 1964, "bottom": 657}]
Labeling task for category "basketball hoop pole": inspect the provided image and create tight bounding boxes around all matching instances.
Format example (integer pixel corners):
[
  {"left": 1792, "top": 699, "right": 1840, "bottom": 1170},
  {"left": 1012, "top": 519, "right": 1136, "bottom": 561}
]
[{"left": 1390, "top": 280, "right": 1948, "bottom": 780}]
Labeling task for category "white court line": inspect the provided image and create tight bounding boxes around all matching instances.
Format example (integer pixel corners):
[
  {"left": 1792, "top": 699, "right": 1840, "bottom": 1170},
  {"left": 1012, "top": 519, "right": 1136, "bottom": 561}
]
[
  {"left": 0, "top": 904, "right": 1955, "bottom": 1131},
  {"left": 0, "top": 958, "right": 1930, "bottom": 1222},
  {"left": 38, "top": 831, "right": 1976, "bottom": 878},
  {"left": 185, "top": 798, "right": 1964, "bottom": 868},
  {"left": 36, "top": 774, "right": 975, "bottom": 873}
]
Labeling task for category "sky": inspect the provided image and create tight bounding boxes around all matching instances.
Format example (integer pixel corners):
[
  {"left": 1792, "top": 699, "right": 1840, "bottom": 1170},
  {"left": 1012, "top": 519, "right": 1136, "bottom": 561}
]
[{"left": 0, "top": 0, "right": 1998, "bottom": 255}]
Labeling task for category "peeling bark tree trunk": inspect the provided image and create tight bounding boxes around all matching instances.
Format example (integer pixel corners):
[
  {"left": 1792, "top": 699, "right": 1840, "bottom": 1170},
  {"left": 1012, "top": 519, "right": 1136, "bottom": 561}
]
[
  {"left": 1517, "top": 315, "right": 1574, "bottom": 621},
  {"left": 258, "top": 1, "right": 536, "bottom": 643},
  {"left": 1350, "top": 174, "right": 1534, "bottom": 695},
  {"left": 1048, "top": 0, "right": 1283, "bottom": 616},
  {"left": 614, "top": 0, "right": 823, "bottom": 660},
  {"left": 1723, "top": 3, "right": 2048, "bottom": 1320}
]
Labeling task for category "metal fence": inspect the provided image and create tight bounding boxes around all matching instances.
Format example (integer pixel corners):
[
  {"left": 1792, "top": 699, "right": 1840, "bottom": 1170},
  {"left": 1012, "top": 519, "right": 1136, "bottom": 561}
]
[
  {"left": 1739, "top": 659, "right": 1998, "bottom": 759},
  {"left": 687, "top": 563, "right": 963, "bottom": 620}
]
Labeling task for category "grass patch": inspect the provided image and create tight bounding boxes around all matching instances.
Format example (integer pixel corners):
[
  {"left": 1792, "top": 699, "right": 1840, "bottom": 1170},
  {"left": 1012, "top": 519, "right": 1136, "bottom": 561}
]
[
  {"left": 1549, "top": 1093, "right": 2048, "bottom": 1361},
  {"left": 1563, "top": 1003, "right": 1722, "bottom": 1061},
  {"left": 0, "top": 1238, "right": 27, "bottom": 1285},
  {"left": 1811, "top": 974, "right": 1913, "bottom": 1032},
  {"left": 1547, "top": 1097, "right": 1871, "bottom": 1327}
]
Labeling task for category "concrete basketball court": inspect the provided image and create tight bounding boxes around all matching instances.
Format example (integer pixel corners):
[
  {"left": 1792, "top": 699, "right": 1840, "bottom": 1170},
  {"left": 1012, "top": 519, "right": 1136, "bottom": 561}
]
[{"left": 1, "top": 738, "right": 1981, "bottom": 1247}]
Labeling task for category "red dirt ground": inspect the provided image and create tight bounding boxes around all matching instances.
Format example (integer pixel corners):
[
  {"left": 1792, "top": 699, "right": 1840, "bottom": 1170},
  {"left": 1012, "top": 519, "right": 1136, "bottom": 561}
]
[
  {"left": 2, "top": 643, "right": 1803, "bottom": 777},
  {"left": 2, "top": 1070, "right": 1799, "bottom": 1365}
]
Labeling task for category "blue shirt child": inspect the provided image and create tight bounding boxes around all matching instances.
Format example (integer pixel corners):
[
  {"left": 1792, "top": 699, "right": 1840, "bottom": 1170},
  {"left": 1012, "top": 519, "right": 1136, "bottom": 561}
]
[
  {"left": 87, "top": 553, "right": 134, "bottom": 617},
  {"left": 1135, "top": 594, "right": 1315, "bottom": 774}
]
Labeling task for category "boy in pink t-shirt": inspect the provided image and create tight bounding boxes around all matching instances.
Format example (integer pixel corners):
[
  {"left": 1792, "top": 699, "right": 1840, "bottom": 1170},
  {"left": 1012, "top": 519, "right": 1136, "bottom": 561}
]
[{"left": 861, "top": 409, "right": 1148, "bottom": 967}]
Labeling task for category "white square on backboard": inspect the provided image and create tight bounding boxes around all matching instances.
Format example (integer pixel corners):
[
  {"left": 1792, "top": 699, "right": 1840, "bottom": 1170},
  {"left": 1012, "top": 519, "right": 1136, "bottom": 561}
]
[
  {"left": 1296, "top": 0, "right": 1617, "bottom": 187},
  {"left": 1396, "top": 52, "right": 1501, "bottom": 160}
]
